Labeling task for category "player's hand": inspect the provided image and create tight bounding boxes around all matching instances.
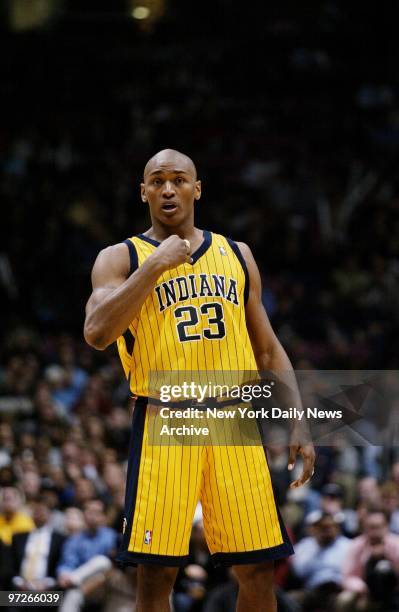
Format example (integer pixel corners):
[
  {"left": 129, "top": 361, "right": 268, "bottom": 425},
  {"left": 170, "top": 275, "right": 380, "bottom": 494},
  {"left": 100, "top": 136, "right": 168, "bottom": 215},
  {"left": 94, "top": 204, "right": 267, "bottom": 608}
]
[
  {"left": 288, "top": 441, "right": 315, "bottom": 488},
  {"left": 153, "top": 235, "right": 193, "bottom": 270}
]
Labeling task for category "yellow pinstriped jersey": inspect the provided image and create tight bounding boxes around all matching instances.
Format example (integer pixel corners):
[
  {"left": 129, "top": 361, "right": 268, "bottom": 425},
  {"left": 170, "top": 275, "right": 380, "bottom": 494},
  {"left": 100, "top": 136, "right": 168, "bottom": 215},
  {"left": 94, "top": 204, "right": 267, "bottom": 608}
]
[{"left": 117, "top": 231, "right": 258, "bottom": 397}]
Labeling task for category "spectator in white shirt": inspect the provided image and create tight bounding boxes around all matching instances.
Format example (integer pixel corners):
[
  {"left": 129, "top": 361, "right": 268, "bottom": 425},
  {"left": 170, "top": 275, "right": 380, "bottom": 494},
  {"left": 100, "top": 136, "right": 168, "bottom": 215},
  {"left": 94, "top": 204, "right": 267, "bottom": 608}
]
[
  {"left": 10, "top": 497, "right": 65, "bottom": 591},
  {"left": 290, "top": 511, "right": 350, "bottom": 610}
]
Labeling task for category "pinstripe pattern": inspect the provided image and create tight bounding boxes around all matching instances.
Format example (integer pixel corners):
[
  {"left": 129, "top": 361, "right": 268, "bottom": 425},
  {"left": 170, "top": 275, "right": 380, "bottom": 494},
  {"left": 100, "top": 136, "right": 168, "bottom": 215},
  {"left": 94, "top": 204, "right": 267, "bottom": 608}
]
[
  {"left": 116, "top": 231, "right": 293, "bottom": 564},
  {"left": 118, "top": 232, "right": 258, "bottom": 396}
]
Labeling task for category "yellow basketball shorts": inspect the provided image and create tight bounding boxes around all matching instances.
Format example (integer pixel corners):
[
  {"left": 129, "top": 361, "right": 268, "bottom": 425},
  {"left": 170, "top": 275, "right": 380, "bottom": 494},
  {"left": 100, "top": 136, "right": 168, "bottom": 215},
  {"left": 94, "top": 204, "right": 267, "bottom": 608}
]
[{"left": 116, "top": 398, "right": 294, "bottom": 567}]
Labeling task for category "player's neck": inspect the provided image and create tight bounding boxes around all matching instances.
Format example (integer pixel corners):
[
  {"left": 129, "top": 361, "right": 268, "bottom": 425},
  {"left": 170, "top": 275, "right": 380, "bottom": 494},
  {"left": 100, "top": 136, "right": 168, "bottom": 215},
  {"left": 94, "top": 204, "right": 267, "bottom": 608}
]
[{"left": 147, "top": 222, "right": 201, "bottom": 243}]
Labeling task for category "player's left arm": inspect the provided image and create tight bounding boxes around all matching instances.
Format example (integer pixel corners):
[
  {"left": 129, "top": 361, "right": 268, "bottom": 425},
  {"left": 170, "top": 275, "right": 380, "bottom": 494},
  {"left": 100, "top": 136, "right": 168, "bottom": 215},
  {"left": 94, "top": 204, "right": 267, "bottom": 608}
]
[{"left": 237, "top": 242, "right": 315, "bottom": 488}]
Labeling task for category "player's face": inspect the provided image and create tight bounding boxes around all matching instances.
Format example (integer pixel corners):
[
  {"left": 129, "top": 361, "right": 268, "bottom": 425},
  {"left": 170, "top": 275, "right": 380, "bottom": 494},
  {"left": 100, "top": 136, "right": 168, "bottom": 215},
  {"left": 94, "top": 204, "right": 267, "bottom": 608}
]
[{"left": 141, "top": 163, "right": 201, "bottom": 226}]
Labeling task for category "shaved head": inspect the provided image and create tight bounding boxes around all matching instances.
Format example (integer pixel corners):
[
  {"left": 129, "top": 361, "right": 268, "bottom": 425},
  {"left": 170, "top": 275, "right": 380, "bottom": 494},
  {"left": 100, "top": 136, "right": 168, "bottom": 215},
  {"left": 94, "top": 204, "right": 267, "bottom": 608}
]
[
  {"left": 144, "top": 149, "right": 197, "bottom": 180},
  {"left": 140, "top": 148, "right": 201, "bottom": 227}
]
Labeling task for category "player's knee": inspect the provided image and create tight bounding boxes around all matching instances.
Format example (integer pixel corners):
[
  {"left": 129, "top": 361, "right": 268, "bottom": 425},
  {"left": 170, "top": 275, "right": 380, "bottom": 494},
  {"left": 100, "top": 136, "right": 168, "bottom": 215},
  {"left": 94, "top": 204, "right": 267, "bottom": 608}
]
[
  {"left": 138, "top": 565, "right": 178, "bottom": 593},
  {"left": 232, "top": 561, "right": 274, "bottom": 589}
]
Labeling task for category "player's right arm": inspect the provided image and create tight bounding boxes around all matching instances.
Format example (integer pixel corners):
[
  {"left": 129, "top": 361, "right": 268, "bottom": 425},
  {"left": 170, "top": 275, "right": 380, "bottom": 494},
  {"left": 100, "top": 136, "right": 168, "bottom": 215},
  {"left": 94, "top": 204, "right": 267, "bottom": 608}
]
[{"left": 84, "top": 235, "right": 191, "bottom": 350}]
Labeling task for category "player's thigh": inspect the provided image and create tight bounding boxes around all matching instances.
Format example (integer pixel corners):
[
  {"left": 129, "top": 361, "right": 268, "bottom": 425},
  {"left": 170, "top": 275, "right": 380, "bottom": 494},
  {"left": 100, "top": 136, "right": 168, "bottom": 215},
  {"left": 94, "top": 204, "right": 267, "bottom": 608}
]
[
  {"left": 200, "top": 444, "right": 288, "bottom": 555},
  {"left": 120, "top": 406, "right": 204, "bottom": 561}
]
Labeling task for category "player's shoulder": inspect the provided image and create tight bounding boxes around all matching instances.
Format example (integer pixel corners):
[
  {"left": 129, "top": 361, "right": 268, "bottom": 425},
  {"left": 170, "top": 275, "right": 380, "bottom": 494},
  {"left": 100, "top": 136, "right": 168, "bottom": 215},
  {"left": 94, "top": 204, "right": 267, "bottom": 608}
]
[
  {"left": 92, "top": 240, "right": 132, "bottom": 277},
  {"left": 95, "top": 241, "right": 131, "bottom": 264},
  {"left": 234, "top": 241, "right": 252, "bottom": 259}
]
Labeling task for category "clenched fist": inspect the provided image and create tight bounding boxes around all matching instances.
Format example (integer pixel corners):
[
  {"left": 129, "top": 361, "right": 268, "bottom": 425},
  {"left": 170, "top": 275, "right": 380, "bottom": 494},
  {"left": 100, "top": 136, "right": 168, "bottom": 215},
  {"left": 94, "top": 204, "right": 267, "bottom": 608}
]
[{"left": 153, "top": 235, "right": 193, "bottom": 271}]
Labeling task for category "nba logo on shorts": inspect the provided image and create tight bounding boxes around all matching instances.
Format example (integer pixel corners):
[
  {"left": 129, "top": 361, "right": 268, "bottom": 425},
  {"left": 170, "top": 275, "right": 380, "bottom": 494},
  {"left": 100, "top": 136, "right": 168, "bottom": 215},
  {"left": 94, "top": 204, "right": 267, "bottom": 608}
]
[
  {"left": 122, "top": 517, "right": 127, "bottom": 534},
  {"left": 144, "top": 530, "right": 152, "bottom": 544}
]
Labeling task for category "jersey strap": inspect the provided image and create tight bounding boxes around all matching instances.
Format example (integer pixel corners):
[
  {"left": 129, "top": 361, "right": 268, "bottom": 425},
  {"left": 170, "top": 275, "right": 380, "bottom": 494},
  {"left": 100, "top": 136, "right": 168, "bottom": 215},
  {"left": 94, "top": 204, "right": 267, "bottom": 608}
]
[
  {"left": 124, "top": 239, "right": 139, "bottom": 275},
  {"left": 226, "top": 239, "right": 249, "bottom": 304}
]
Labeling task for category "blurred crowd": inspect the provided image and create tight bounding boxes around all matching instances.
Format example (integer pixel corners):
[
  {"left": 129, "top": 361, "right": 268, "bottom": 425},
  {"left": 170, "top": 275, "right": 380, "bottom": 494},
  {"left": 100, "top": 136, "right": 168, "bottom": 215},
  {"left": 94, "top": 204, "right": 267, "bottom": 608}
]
[
  {"left": 1, "top": 0, "right": 399, "bottom": 610},
  {"left": 1, "top": 4, "right": 399, "bottom": 370},
  {"left": 1, "top": 334, "right": 399, "bottom": 610}
]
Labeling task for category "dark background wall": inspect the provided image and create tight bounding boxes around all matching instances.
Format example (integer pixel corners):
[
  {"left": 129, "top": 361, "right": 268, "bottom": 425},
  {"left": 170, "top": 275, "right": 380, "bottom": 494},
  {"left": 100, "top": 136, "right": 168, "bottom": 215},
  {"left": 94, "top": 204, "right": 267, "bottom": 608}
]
[{"left": 1, "top": 0, "right": 399, "bottom": 367}]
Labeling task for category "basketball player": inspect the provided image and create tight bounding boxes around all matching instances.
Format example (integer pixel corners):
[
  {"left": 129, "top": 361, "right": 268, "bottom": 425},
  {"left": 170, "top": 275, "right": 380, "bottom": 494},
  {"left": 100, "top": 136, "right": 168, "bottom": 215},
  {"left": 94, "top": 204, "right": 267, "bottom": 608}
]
[{"left": 84, "top": 149, "right": 315, "bottom": 612}]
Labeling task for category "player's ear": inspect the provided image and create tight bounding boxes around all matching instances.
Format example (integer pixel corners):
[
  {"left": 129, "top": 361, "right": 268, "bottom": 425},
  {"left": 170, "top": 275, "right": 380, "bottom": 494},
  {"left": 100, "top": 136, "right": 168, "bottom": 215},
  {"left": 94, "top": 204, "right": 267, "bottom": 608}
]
[
  {"left": 194, "top": 180, "right": 201, "bottom": 201},
  {"left": 140, "top": 183, "right": 147, "bottom": 202}
]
